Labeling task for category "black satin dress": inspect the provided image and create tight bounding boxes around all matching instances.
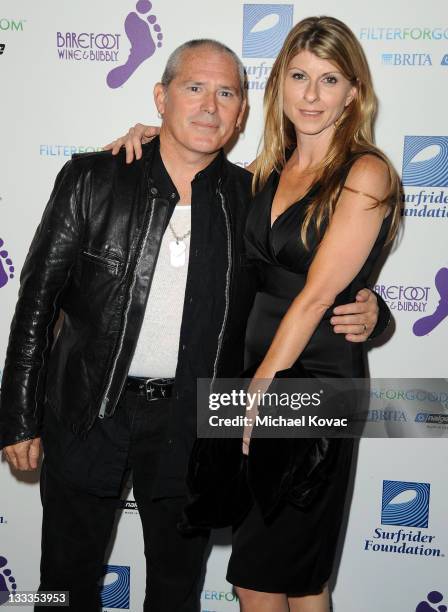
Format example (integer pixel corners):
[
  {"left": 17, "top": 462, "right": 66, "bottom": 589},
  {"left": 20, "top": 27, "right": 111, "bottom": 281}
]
[{"left": 226, "top": 159, "right": 392, "bottom": 595}]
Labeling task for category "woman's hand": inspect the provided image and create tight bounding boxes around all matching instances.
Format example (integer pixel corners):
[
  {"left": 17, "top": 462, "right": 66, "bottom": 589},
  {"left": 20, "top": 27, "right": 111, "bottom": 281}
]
[
  {"left": 103, "top": 123, "right": 161, "bottom": 163},
  {"left": 242, "top": 373, "right": 275, "bottom": 455}
]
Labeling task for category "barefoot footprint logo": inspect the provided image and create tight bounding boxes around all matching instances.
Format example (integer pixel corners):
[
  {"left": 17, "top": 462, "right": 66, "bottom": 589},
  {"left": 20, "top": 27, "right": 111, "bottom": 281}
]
[
  {"left": 0, "top": 556, "right": 17, "bottom": 606},
  {"left": 416, "top": 590, "right": 447, "bottom": 612},
  {"left": 0, "top": 238, "right": 15, "bottom": 289},
  {"left": 107, "top": 0, "right": 163, "bottom": 89},
  {"left": 413, "top": 268, "right": 448, "bottom": 337}
]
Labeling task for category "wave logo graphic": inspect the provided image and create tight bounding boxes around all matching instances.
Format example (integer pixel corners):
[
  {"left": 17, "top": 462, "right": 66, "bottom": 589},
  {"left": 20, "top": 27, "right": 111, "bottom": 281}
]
[
  {"left": 381, "top": 480, "right": 430, "bottom": 528},
  {"left": 242, "top": 4, "right": 293, "bottom": 58},
  {"left": 100, "top": 565, "right": 130, "bottom": 609},
  {"left": 402, "top": 136, "right": 448, "bottom": 187}
]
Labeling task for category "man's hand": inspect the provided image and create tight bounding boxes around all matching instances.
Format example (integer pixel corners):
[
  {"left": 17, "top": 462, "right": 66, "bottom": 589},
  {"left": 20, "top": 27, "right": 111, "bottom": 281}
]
[
  {"left": 2, "top": 438, "right": 41, "bottom": 471},
  {"left": 103, "top": 123, "right": 161, "bottom": 164},
  {"left": 330, "top": 288, "right": 379, "bottom": 342}
]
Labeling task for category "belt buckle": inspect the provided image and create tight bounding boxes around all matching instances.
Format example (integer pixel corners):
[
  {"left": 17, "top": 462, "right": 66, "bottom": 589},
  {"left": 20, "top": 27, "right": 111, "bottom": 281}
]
[{"left": 144, "top": 378, "right": 168, "bottom": 402}]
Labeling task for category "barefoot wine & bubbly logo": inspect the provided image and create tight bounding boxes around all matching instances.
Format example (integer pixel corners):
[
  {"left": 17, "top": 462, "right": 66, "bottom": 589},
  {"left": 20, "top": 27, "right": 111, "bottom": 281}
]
[
  {"left": 0, "top": 556, "right": 17, "bottom": 606},
  {"left": 413, "top": 267, "right": 448, "bottom": 337},
  {"left": 107, "top": 0, "right": 163, "bottom": 88},
  {"left": 0, "top": 238, "right": 15, "bottom": 290},
  {"left": 55, "top": 0, "right": 163, "bottom": 89}
]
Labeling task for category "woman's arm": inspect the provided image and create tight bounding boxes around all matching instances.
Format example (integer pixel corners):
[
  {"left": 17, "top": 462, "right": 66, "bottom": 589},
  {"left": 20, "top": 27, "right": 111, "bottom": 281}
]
[{"left": 254, "top": 154, "right": 391, "bottom": 380}]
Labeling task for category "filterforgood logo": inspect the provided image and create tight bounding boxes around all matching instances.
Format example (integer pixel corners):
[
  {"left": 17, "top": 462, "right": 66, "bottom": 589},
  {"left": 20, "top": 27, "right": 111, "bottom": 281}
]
[{"left": 0, "top": 18, "right": 25, "bottom": 32}]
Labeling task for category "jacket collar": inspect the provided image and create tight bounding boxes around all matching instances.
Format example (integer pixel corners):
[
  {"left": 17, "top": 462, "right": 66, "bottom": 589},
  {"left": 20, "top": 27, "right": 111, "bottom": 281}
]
[{"left": 142, "top": 136, "right": 228, "bottom": 196}]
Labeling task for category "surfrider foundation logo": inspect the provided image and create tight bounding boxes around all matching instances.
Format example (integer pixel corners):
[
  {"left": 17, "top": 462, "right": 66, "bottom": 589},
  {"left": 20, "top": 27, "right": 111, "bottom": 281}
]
[
  {"left": 381, "top": 480, "right": 430, "bottom": 528},
  {"left": 402, "top": 136, "right": 448, "bottom": 187},
  {"left": 100, "top": 565, "right": 130, "bottom": 609},
  {"left": 242, "top": 4, "right": 293, "bottom": 58}
]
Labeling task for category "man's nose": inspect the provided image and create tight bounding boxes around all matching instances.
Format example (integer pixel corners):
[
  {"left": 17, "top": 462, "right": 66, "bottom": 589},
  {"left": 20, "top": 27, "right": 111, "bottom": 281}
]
[{"left": 201, "top": 91, "right": 217, "bottom": 114}]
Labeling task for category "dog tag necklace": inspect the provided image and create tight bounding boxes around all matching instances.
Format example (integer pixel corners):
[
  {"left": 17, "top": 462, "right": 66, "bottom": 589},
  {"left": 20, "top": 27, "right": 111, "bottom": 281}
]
[{"left": 168, "top": 219, "right": 191, "bottom": 268}]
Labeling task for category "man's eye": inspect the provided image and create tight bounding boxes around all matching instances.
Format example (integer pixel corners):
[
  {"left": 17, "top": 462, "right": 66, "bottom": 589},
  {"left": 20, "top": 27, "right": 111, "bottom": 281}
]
[
  {"left": 219, "top": 90, "right": 233, "bottom": 97},
  {"left": 189, "top": 86, "right": 200, "bottom": 92}
]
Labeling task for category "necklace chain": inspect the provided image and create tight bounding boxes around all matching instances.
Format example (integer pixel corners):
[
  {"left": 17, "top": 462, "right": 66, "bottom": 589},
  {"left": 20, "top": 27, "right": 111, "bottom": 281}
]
[{"left": 168, "top": 220, "right": 191, "bottom": 244}]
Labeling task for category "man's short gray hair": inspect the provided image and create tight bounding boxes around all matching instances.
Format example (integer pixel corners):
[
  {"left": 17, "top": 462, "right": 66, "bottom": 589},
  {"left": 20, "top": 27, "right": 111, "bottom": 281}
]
[{"left": 161, "top": 39, "right": 246, "bottom": 98}]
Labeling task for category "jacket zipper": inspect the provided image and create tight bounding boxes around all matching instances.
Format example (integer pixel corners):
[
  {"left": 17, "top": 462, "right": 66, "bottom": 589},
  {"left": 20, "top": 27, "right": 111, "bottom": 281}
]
[
  {"left": 98, "top": 198, "right": 156, "bottom": 418},
  {"left": 211, "top": 183, "right": 232, "bottom": 388}
]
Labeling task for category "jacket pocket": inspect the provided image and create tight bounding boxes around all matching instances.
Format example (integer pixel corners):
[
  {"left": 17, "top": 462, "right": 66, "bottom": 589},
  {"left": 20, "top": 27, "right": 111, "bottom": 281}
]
[{"left": 81, "top": 249, "right": 123, "bottom": 276}]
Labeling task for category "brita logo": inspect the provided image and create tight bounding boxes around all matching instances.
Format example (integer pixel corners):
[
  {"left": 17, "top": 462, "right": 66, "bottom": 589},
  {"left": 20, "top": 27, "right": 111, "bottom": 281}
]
[
  {"left": 242, "top": 4, "right": 293, "bottom": 58},
  {"left": 363, "top": 480, "right": 444, "bottom": 558},
  {"left": 401, "top": 136, "right": 448, "bottom": 219},
  {"left": 381, "top": 53, "right": 432, "bottom": 66},
  {"left": 100, "top": 565, "right": 130, "bottom": 609}
]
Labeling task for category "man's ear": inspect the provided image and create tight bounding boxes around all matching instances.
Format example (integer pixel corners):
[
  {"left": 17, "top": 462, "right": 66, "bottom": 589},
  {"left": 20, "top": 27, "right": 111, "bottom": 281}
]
[
  {"left": 236, "top": 96, "right": 248, "bottom": 130},
  {"left": 154, "top": 82, "right": 167, "bottom": 115}
]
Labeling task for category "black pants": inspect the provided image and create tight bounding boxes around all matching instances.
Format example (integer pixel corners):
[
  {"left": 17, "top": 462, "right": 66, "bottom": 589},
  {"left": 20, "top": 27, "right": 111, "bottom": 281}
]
[{"left": 36, "top": 391, "right": 209, "bottom": 612}]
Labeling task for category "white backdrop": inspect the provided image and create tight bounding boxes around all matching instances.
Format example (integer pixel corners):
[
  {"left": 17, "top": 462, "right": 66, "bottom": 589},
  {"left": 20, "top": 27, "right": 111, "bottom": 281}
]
[{"left": 0, "top": 1, "right": 446, "bottom": 611}]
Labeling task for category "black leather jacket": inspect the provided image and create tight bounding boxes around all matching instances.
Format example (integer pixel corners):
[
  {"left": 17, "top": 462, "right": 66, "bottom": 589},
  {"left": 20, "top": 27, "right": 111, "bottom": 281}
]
[
  {"left": 0, "top": 140, "right": 257, "bottom": 449},
  {"left": 0, "top": 139, "right": 390, "bottom": 452}
]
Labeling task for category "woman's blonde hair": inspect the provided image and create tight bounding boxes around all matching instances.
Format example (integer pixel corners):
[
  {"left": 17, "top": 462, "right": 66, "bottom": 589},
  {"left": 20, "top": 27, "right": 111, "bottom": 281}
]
[{"left": 253, "top": 16, "right": 401, "bottom": 246}]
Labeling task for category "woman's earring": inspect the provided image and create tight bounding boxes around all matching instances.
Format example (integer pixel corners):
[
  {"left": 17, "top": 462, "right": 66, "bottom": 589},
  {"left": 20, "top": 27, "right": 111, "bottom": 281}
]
[
  {"left": 157, "top": 112, "right": 163, "bottom": 119},
  {"left": 334, "top": 116, "right": 342, "bottom": 129}
]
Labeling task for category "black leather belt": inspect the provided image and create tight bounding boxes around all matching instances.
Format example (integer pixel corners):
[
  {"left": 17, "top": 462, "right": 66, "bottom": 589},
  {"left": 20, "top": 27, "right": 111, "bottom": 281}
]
[{"left": 126, "top": 377, "right": 175, "bottom": 401}]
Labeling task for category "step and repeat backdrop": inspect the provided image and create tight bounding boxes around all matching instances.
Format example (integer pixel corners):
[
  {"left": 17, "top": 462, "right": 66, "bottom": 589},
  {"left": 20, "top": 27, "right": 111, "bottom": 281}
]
[{"left": 0, "top": 1, "right": 446, "bottom": 611}]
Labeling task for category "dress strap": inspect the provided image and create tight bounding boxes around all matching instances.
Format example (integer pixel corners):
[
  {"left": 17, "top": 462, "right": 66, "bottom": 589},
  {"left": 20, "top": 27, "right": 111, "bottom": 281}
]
[{"left": 342, "top": 184, "right": 389, "bottom": 205}]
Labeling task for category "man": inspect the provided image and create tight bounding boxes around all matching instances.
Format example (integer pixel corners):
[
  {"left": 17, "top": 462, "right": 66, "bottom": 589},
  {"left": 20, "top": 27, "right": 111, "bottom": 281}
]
[{"left": 0, "top": 40, "right": 389, "bottom": 612}]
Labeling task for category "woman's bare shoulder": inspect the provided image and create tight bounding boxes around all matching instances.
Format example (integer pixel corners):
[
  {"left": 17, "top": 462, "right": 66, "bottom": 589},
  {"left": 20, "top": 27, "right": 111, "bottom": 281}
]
[{"left": 344, "top": 154, "right": 390, "bottom": 203}]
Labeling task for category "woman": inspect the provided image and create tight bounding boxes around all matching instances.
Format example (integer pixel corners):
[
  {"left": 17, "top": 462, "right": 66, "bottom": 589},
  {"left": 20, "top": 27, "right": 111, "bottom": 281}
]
[{"left": 107, "top": 16, "right": 400, "bottom": 612}]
